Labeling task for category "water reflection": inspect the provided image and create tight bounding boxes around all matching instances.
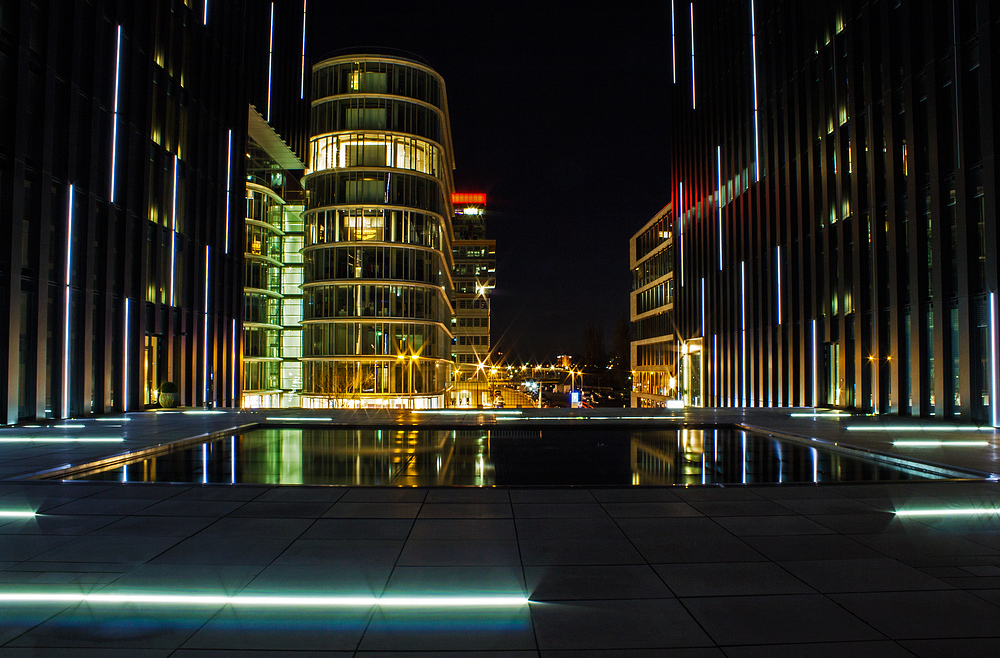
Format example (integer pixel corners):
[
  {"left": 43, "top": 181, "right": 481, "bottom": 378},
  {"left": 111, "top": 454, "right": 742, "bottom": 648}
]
[{"left": 67, "top": 427, "right": 937, "bottom": 486}]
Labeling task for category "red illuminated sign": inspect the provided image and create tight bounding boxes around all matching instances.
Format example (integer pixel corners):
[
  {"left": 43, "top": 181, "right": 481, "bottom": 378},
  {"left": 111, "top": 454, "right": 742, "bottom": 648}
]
[{"left": 451, "top": 193, "right": 486, "bottom": 205}]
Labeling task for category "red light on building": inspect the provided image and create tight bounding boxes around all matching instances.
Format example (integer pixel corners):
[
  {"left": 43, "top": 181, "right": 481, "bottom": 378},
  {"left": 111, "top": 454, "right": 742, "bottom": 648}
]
[{"left": 451, "top": 193, "right": 486, "bottom": 205}]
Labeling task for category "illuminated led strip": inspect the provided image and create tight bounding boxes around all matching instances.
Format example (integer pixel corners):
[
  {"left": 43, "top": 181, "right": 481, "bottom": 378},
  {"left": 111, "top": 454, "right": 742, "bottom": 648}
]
[
  {"left": 678, "top": 183, "right": 684, "bottom": 287},
  {"left": 716, "top": 146, "right": 723, "bottom": 270},
  {"left": 992, "top": 292, "right": 999, "bottom": 427},
  {"left": 202, "top": 443, "right": 208, "bottom": 484},
  {"left": 300, "top": 0, "right": 308, "bottom": 99},
  {"left": 412, "top": 410, "right": 522, "bottom": 416},
  {"left": 0, "top": 593, "right": 530, "bottom": 608},
  {"left": 689, "top": 3, "right": 696, "bottom": 110},
  {"left": 204, "top": 246, "right": 210, "bottom": 404},
  {"left": 740, "top": 260, "right": 746, "bottom": 407},
  {"left": 170, "top": 155, "right": 178, "bottom": 306},
  {"left": 224, "top": 129, "right": 232, "bottom": 254},
  {"left": 811, "top": 446, "right": 818, "bottom": 483},
  {"left": 896, "top": 508, "right": 1000, "bottom": 517},
  {"left": 750, "top": 0, "right": 760, "bottom": 181},
  {"left": 812, "top": 319, "right": 818, "bottom": 407},
  {"left": 96, "top": 417, "right": 130, "bottom": 422},
  {"left": 123, "top": 298, "right": 130, "bottom": 411},
  {"left": 700, "top": 278, "right": 705, "bottom": 337},
  {"left": 776, "top": 246, "right": 781, "bottom": 325},
  {"left": 0, "top": 512, "right": 35, "bottom": 518},
  {"left": 713, "top": 334, "right": 717, "bottom": 401},
  {"left": 266, "top": 2, "right": 274, "bottom": 122},
  {"left": 232, "top": 319, "right": 237, "bottom": 405},
  {"left": 893, "top": 440, "right": 989, "bottom": 447},
  {"left": 0, "top": 438, "right": 123, "bottom": 443},
  {"left": 203, "top": 0, "right": 209, "bottom": 25},
  {"left": 265, "top": 417, "right": 334, "bottom": 422},
  {"left": 847, "top": 426, "right": 993, "bottom": 432},
  {"left": 184, "top": 410, "right": 226, "bottom": 415},
  {"left": 109, "top": 25, "right": 122, "bottom": 203},
  {"left": 790, "top": 412, "right": 851, "bottom": 417},
  {"left": 497, "top": 416, "right": 684, "bottom": 422},
  {"left": 63, "top": 184, "right": 74, "bottom": 419},
  {"left": 231, "top": 436, "right": 236, "bottom": 484},
  {"left": 671, "top": 0, "right": 676, "bottom": 84}
]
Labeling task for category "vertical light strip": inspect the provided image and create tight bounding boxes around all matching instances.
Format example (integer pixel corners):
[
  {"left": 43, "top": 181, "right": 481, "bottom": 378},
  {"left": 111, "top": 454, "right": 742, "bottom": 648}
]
[
  {"left": 225, "top": 130, "right": 232, "bottom": 254},
  {"left": 231, "top": 436, "right": 236, "bottom": 484},
  {"left": 812, "top": 319, "right": 819, "bottom": 407},
  {"left": 122, "top": 464, "right": 127, "bottom": 484},
  {"left": 671, "top": 0, "right": 676, "bottom": 84},
  {"left": 300, "top": 0, "right": 307, "bottom": 99},
  {"left": 123, "top": 298, "right": 130, "bottom": 411},
  {"left": 202, "top": 443, "right": 208, "bottom": 484},
  {"left": 203, "top": 0, "right": 209, "bottom": 25},
  {"left": 741, "top": 260, "right": 746, "bottom": 407},
  {"left": 716, "top": 146, "right": 723, "bottom": 270},
  {"left": 231, "top": 319, "right": 237, "bottom": 405},
  {"left": 109, "top": 25, "right": 122, "bottom": 203},
  {"left": 776, "top": 246, "right": 781, "bottom": 325},
  {"left": 750, "top": 0, "right": 760, "bottom": 181},
  {"left": 713, "top": 334, "right": 717, "bottom": 401},
  {"left": 689, "top": 3, "right": 696, "bottom": 110},
  {"left": 266, "top": 2, "right": 274, "bottom": 122},
  {"left": 170, "top": 155, "right": 178, "bottom": 307},
  {"left": 204, "top": 246, "right": 210, "bottom": 405},
  {"left": 678, "top": 183, "right": 684, "bottom": 288},
  {"left": 992, "top": 292, "right": 999, "bottom": 427},
  {"left": 700, "top": 278, "right": 705, "bottom": 337},
  {"left": 63, "top": 185, "right": 74, "bottom": 419},
  {"left": 811, "top": 447, "right": 819, "bottom": 483},
  {"left": 741, "top": 432, "right": 747, "bottom": 483}
]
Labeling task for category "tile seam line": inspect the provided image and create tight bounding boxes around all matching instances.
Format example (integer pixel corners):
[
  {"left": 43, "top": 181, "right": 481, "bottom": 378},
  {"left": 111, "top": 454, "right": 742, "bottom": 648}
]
[{"left": 509, "top": 486, "right": 542, "bottom": 652}]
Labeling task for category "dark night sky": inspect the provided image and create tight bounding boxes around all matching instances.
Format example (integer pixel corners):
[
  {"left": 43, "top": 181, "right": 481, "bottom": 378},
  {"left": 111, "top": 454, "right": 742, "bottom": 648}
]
[{"left": 308, "top": 1, "right": 673, "bottom": 364}]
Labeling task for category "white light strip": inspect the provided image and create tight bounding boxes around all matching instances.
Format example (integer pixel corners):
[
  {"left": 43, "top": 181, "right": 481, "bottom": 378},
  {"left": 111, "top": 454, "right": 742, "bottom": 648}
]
[
  {"left": 96, "top": 417, "right": 130, "bottom": 422},
  {"left": 896, "top": 508, "right": 1000, "bottom": 517},
  {"left": 0, "top": 593, "right": 530, "bottom": 608},
  {"left": 713, "top": 334, "right": 717, "bottom": 400},
  {"left": 232, "top": 319, "right": 237, "bottom": 405},
  {"left": 0, "top": 438, "right": 123, "bottom": 443},
  {"left": 750, "top": 0, "right": 760, "bottom": 181},
  {"left": 701, "top": 278, "right": 705, "bottom": 337},
  {"left": 0, "top": 511, "right": 35, "bottom": 518},
  {"left": 109, "top": 25, "right": 121, "bottom": 203},
  {"left": 847, "top": 426, "right": 994, "bottom": 432},
  {"left": 300, "top": 0, "right": 307, "bottom": 99},
  {"left": 679, "top": 183, "right": 684, "bottom": 287},
  {"left": 671, "top": 0, "right": 676, "bottom": 83},
  {"left": 689, "top": 3, "right": 696, "bottom": 110},
  {"left": 266, "top": 2, "right": 274, "bottom": 122},
  {"left": 717, "top": 146, "right": 723, "bottom": 270},
  {"left": 184, "top": 410, "right": 225, "bottom": 415},
  {"left": 231, "top": 436, "right": 236, "bottom": 484},
  {"left": 893, "top": 440, "right": 989, "bottom": 447},
  {"left": 741, "top": 432, "right": 746, "bottom": 483},
  {"left": 203, "top": 0, "right": 209, "bottom": 25},
  {"left": 122, "top": 464, "right": 127, "bottom": 483},
  {"left": 204, "top": 246, "right": 210, "bottom": 404},
  {"left": 170, "top": 155, "right": 178, "bottom": 306},
  {"left": 811, "top": 446, "right": 818, "bottom": 483},
  {"left": 812, "top": 319, "right": 818, "bottom": 407},
  {"left": 202, "top": 443, "right": 208, "bottom": 484},
  {"left": 776, "top": 246, "right": 781, "bottom": 325},
  {"left": 412, "top": 410, "right": 522, "bottom": 415},
  {"left": 265, "top": 417, "right": 334, "bottom": 422},
  {"left": 63, "top": 184, "right": 74, "bottom": 419},
  {"left": 741, "top": 260, "right": 746, "bottom": 407},
  {"left": 123, "top": 298, "right": 130, "bottom": 411},
  {"left": 790, "top": 412, "right": 851, "bottom": 418},
  {"left": 225, "top": 129, "right": 231, "bottom": 254},
  {"left": 992, "top": 292, "right": 999, "bottom": 427}
]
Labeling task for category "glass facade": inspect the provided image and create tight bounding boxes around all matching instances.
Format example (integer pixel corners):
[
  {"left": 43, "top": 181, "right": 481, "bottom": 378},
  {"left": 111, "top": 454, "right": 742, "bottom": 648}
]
[{"left": 302, "top": 55, "right": 456, "bottom": 408}]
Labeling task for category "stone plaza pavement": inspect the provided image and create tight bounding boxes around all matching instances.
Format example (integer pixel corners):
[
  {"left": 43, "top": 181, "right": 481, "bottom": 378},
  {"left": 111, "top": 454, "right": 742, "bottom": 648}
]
[{"left": 0, "top": 407, "right": 998, "bottom": 656}]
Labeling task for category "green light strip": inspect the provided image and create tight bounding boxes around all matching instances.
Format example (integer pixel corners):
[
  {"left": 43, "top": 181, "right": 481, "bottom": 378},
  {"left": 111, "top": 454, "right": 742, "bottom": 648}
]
[{"left": 0, "top": 593, "right": 530, "bottom": 607}]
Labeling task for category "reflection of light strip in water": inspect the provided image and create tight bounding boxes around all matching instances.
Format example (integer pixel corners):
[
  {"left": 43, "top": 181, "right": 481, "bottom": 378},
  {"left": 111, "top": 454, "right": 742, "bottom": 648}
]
[
  {"left": 0, "top": 438, "right": 123, "bottom": 443},
  {"left": 496, "top": 416, "right": 684, "bottom": 422},
  {"left": 265, "top": 417, "right": 333, "bottom": 422},
  {"left": 0, "top": 512, "right": 35, "bottom": 518},
  {"left": 847, "top": 426, "right": 993, "bottom": 432},
  {"left": 895, "top": 508, "right": 1000, "bottom": 518},
  {"left": 893, "top": 440, "right": 989, "bottom": 447},
  {"left": 412, "top": 410, "right": 522, "bottom": 416},
  {"left": 0, "top": 593, "right": 531, "bottom": 607},
  {"left": 811, "top": 447, "right": 818, "bottom": 483}
]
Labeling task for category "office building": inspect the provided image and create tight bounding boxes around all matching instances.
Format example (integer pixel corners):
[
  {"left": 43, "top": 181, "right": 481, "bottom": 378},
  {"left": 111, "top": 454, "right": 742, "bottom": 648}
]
[
  {"left": 450, "top": 192, "right": 495, "bottom": 405},
  {"left": 0, "top": 1, "right": 310, "bottom": 423},
  {"left": 663, "top": 0, "right": 998, "bottom": 422},
  {"left": 630, "top": 204, "right": 679, "bottom": 408},
  {"left": 301, "top": 54, "right": 457, "bottom": 409}
]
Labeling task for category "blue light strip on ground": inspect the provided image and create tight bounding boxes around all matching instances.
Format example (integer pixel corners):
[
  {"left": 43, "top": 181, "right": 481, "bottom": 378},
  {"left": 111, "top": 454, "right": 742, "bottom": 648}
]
[{"left": 0, "top": 593, "right": 530, "bottom": 607}]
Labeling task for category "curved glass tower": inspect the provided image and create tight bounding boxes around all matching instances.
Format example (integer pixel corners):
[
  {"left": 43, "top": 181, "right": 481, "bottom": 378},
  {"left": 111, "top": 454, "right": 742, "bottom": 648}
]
[{"left": 302, "top": 55, "right": 456, "bottom": 408}]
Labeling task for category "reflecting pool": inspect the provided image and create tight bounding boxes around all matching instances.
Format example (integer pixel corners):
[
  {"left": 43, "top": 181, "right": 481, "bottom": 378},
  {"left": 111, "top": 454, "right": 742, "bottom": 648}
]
[{"left": 63, "top": 426, "right": 947, "bottom": 486}]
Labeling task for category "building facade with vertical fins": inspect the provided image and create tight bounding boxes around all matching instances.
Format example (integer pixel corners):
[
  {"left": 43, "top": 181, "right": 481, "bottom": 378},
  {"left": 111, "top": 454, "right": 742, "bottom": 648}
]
[
  {"left": 301, "top": 54, "right": 457, "bottom": 409},
  {"left": 0, "top": 0, "right": 309, "bottom": 423},
  {"left": 664, "top": 0, "right": 998, "bottom": 422}
]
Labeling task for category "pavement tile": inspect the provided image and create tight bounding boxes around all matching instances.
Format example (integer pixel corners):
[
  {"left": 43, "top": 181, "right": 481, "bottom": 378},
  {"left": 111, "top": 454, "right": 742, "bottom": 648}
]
[
  {"left": 252, "top": 487, "right": 347, "bottom": 503},
  {"left": 0, "top": 514, "right": 121, "bottom": 536},
  {"left": 519, "top": 536, "right": 646, "bottom": 566},
  {"left": 383, "top": 565, "right": 525, "bottom": 597},
  {"left": 135, "top": 499, "right": 246, "bottom": 517},
  {"left": 358, "top": 604, "right": 535, "bottom": 651},
  {"left": 340, "top": 489, "right": 428, "bottom": 503},
  {"left": 682, "top": 594, "right": 883, "bottom": 645},
  {"left": 241, "top": 563, "right": 392, "bottom": 596},
  {"left": 778, "top": 558, "right": 953, "bottom": 593},
  {"left": 409, "top": 519, "right": 516, "bottom": 541},
  {"left": 272, "top": 539, "right": 403, "bottom": 567},
  {"left": 671, "top": 488, "right": 764, "bottom": 502},
  {"left": 225, "top": 501, "right": 334, "bottom": 518},
  {"left": 742, "top": 534, "right": 885, "bottom": 562},
  {"left": 539, "top": 649, "right": 724, "bottom": 657},
  {"left": 300, "top": 518, "right": 413, "bottom": 540},
  {"left": 899, "top": 638, "right": 1000, "bottom": 657},
  {"left": 721, "top": 641, "right": 913, "bottom": 658},
  {"left": 588, "top": 488, "right": 681, "bottom": 502},
  {"left": 102, "top": 563, "right": 262, "bottom": 595},
  {"left": 30, "top": 534, "right": 182, "bottom": 564},
  {"left": 425, "top": 489, "right": 511, "bottom": 503},
  {"left": 600, "top": 502, "right": 702, "bottom": 518},
  {"left": 850, "top": 532, "right": 1000, "bottom": 562},
  {"left": 418, "top": 503, "right": 512, "bottom": 519},
  {"left": 653, "top": 562, "right": 813, "bottom": 597},
  {"left": 530, "top": 599, "right": 712, "bottom": 650},
  {"left": 688, "top": 500, "right": 792, "bottom": 516},
  {"left": 0, "top": 536, "right": 76, "bottom": 562},
  {"left": 515, "top": 517, "right": 625, "bottom": 541},
  {"left": 181, "top": 606, "right": 372, "bottom": 651},
  {"left": 830, "top": 590, "right": 1000, "bottom": 639},
  {"left": 397, "top": 539, "right": 521, "bottom": 567},
  {"left": 512, "top": 504, "right": 609, "bottom": 519},
  {"left": 324, "top": 503, "right": 423, "bottom": 519},
  {"left": 89, "top": 515, "right": 217, "bottom": 537},
  {"left": 712, "top": 515, "right": 834, "bottom": 536},
  {"left": 806, "top": 512, "right": 914, "bottom": 534},
  {"left": 150, "top": 533, "right": 298, "bottom": 566},
  {"left": 510, "top": 489, "right": 597, "bottom": 503},
  {"left": 525, "top": 564, "right": 675, "bottom": 600},
  {"left": 775, "top": 498, "right": 886, "bottom": 515}
]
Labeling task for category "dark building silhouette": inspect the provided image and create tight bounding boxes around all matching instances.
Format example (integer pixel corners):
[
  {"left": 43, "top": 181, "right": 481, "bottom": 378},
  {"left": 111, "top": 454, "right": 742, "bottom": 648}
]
[
  {"left": 0, "top": 1, "right": 309, "bottom": 422},
  {"left": 663, "top": 0, "right": 998, "bottom": 422}
]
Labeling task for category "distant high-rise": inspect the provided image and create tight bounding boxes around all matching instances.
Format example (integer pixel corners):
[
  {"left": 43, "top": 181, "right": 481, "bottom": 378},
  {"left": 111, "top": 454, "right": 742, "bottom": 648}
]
[
  {"left": 662, "top": 0, "right": 999, "bottom": 422},
  {"left": 451, "top": 193, "right": 495, "bottom": 383},
  {"left": 0, "top": 1, "right": 309, "bottom": 422},
  {"left": 301, "top": 54, "right": 457, "bottom": 409}
]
